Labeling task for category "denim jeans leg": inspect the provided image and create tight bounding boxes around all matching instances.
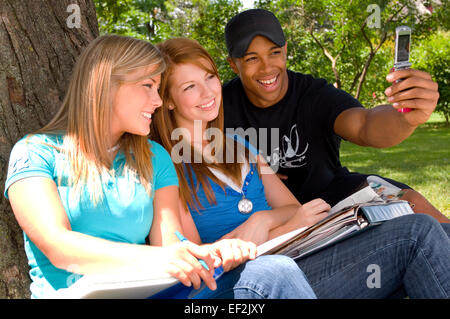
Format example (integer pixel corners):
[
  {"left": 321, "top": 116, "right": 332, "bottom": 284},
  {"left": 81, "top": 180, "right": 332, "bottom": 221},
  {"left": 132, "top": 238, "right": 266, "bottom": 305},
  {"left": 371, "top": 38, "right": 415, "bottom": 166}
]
[
  {"left": 389, "top": 220, "right": 450, "bottom": 298},
  {"left": 193, "top": 255, "right": 316, "bottom": 299},
  {"left": 439, "top": 222, "right": 450, "bottom": 237},
  {"left": 296, "top": 214, "right": 450, "bottom": 298}
]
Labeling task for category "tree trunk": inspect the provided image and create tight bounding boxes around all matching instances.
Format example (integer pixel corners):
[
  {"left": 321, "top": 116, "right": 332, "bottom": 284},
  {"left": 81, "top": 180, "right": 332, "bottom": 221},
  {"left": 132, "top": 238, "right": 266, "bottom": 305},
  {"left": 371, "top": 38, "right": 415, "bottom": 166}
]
[{"left": 0, "top": 0, "right": 98, "bottom": 298}]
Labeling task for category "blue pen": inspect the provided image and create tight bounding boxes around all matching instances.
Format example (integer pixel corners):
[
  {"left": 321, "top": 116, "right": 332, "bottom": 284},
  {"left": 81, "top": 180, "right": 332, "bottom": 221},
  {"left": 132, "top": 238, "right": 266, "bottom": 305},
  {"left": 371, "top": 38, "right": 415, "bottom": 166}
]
[{"left": 175, "top": 231, "right": 210, "bottom": 271}]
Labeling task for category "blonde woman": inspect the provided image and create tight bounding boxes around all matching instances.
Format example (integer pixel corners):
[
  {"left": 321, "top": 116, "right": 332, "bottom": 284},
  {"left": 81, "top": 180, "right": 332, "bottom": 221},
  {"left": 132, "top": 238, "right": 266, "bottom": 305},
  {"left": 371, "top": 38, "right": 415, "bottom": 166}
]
[{"left": 4, "top": 35, "right": 316, "bottom": 299}]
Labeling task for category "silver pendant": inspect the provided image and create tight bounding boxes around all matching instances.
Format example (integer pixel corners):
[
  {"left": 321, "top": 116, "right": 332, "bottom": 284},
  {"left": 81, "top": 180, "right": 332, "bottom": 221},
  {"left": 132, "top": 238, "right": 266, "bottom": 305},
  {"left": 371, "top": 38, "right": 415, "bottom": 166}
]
[{"left": 238, "top": 197, "right": 253, "bottom": 214}]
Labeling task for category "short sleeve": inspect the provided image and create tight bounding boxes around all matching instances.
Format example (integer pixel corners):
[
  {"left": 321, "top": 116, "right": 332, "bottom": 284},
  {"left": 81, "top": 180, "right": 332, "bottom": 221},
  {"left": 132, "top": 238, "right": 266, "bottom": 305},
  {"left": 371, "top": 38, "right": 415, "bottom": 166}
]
[
  {"left": 150, "top": 141, "right": 179, "bottom": 191},
  {"left": 307, "top": 79, "right": 364, "bottom": 136},
  {"left": 4, "top": 135, "right": 57, "bottom": 199},
  {"left": 324, "top": 85, "right": 364, "bottom": 131}
]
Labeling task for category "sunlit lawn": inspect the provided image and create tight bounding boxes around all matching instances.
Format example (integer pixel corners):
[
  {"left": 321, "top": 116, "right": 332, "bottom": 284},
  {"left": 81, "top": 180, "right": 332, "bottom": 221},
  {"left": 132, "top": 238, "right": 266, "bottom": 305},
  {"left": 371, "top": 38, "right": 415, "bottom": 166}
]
[{"left": 340, "top": 112, "right": 450, "bottom": 216}]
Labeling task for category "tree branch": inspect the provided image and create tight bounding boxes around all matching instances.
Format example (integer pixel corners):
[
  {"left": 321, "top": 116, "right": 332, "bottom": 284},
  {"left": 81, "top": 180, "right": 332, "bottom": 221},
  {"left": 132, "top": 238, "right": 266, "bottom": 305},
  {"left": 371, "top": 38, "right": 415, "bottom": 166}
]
[
  {"left": 309, "top": 29, "right": 343, "bottom": 88},
  {"left": 354, "top": 3, "right": 407, "bottom": 99}
]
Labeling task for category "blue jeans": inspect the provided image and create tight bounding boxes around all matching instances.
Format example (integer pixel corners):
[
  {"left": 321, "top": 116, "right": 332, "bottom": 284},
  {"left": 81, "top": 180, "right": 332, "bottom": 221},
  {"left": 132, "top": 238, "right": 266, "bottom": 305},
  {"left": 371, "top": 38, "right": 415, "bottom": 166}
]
[
  {"left": 296, "top": 214, "right": 450, "bottom": 298},
  {"left": 193, "top": 255, "right": 316, "bottom": 299}
]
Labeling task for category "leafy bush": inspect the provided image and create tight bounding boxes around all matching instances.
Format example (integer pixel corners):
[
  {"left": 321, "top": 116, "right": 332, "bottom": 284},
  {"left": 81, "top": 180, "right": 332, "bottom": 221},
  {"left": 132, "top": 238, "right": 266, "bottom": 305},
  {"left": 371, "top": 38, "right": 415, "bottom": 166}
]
[{"left": 412, "top": 31, "right": 450, "bottom": 124}]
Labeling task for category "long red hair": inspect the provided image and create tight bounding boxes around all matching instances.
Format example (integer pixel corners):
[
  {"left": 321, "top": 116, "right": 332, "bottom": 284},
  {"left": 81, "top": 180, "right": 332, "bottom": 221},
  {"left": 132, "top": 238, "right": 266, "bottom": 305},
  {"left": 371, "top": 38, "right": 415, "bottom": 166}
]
[{"left": 151, "top": 38, "right": 247, "bottom": 212}]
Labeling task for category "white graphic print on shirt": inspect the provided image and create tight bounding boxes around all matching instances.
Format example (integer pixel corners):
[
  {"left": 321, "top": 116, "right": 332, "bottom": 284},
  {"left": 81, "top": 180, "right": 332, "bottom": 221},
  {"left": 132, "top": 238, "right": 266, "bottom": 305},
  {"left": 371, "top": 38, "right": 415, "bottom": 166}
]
[{"left": 269, "top": 124, "right": 308, "bottom": 170}]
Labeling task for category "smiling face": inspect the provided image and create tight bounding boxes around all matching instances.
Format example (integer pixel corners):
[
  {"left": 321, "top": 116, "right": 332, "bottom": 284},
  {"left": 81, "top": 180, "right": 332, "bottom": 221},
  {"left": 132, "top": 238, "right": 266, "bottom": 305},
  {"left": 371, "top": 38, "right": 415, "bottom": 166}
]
[
  {"left": 228, "top": 35, "right": 289, "bottom": 108},
  {"left": 168, "top": 61, "right": 222, "bottom": 136},
  {"left": 110, "top": 67, "right": 162, "bottom": 145}
]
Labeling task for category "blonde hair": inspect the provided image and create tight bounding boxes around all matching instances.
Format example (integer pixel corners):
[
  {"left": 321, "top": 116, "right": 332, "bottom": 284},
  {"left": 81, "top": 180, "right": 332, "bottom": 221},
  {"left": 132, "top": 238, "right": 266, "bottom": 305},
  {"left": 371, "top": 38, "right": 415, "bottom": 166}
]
[
  {"left": 36, "top": 34, "right": 166, "bottom": 204},
  {"left": 152, "top": 38, "right": 246, "bottom": 212}
]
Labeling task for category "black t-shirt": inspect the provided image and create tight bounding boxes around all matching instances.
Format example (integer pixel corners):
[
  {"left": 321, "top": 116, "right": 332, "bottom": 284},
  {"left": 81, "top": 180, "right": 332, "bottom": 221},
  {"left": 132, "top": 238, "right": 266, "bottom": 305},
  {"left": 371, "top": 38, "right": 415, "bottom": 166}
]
[{"left": 223, "top": 70, "right": 365, "bottom": 205}]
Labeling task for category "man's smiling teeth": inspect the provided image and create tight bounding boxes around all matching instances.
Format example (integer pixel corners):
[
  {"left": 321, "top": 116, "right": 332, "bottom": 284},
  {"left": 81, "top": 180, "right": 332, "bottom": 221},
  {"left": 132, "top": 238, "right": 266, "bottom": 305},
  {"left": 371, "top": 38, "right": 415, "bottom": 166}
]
[
  {"left": 199, "top": 99, "right": 215, "bottom": 109},
  {"left": 142, "top": 112, "right": 152, "bottom": 119},
  {"left": 258, "top": 76, "right": 277, "bottom": 85}
]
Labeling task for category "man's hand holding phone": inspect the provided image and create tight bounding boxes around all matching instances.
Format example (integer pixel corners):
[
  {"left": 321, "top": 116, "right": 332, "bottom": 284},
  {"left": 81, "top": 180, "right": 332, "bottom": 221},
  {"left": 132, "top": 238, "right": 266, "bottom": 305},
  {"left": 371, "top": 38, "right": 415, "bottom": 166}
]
[
  {"left": 385, "top": 68, "right": 439, "bottom": 127},
  {"left": 385, "top": 25, "right": 439, "bottom": 126},
  {"left": 392, "top": 26, "right": 413, "bottom": 112}
]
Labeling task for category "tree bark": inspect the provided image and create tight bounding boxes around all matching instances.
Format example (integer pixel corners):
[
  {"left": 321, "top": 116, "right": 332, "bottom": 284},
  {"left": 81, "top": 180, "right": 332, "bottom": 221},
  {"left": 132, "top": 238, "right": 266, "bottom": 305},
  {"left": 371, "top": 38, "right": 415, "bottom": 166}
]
[{"left": 0, "top": 0, "right": 98, "bottom": 298}]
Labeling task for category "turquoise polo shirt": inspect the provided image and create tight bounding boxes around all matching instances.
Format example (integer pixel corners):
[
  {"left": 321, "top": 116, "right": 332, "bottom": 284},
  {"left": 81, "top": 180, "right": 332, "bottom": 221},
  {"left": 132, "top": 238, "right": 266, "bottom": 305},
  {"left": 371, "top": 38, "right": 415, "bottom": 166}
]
[{"left": 4, "top": 133, "right": 179, "bottom": 298}]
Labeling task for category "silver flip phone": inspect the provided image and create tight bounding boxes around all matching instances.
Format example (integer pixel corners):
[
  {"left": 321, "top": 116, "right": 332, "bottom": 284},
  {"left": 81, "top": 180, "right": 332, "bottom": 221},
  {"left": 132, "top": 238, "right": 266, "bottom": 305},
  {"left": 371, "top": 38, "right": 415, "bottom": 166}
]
[
  {"left": 393, "top": 26, "right": 412, "bottom": 112},
  {"left": 394, "top": 26, "right": 412, "bottom": 70}
]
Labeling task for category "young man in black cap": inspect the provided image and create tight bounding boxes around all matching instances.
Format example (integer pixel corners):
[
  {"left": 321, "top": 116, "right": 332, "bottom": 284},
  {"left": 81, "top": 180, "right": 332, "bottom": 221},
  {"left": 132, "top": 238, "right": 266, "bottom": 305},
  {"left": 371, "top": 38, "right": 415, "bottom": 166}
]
[{"left": 223, "top": 8, "right": 448, "bottom": 223}]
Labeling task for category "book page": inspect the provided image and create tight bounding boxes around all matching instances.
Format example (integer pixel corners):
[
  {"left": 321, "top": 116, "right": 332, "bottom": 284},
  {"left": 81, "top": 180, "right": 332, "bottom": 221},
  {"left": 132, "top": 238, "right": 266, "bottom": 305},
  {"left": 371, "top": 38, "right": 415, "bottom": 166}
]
[
  {"left": 257, "top": 206, "right": 357, "bottom": 257},
  {"left": 288, "top": 223, "right": 362, "bottom": 260},
  {"left": 257, "top": 226, "right": 308, "bottom": 256},
  {"left": 328, "top": 185, "right": 382, "bottom": 215}
]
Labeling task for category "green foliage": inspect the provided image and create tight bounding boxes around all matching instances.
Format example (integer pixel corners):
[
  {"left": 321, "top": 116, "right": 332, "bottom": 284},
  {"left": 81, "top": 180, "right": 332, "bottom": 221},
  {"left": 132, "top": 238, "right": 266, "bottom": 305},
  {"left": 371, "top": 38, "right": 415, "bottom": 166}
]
[
  {"left": 94, "top": 0, "right": 242, "bottom": 82},
  {"left": 181, "top": 0, "right": 242, "bottom": 82},
  {"left": 94, "top": 0, "right": 449, "bottom": 109},
  {"left": 412, "top": 31, "right": 450, "bottom": 123},
  {"left": 95, "top": 0, "right": 160, "bottom": 39}
]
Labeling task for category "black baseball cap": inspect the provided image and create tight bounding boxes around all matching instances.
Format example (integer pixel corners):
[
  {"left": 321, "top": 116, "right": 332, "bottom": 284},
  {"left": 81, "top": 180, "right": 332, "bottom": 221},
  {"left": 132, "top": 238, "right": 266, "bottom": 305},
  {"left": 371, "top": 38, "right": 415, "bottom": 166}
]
[{"left": 225, "top": 9, "right": 286, "bottom": 58}]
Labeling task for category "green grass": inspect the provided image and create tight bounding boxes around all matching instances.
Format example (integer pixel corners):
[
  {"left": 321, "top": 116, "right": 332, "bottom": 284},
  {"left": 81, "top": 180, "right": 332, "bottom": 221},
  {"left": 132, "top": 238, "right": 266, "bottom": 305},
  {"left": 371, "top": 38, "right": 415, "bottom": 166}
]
[{"left": 340, "top": 112, "right": 450, "bottom": 216}]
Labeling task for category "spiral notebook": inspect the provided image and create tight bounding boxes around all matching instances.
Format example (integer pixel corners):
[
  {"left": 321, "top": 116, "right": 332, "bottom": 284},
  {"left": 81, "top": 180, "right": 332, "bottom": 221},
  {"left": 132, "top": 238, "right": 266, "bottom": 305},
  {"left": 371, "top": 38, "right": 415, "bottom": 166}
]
[{"left": 257, "top": 185, "right": 414, "bottom": 260}]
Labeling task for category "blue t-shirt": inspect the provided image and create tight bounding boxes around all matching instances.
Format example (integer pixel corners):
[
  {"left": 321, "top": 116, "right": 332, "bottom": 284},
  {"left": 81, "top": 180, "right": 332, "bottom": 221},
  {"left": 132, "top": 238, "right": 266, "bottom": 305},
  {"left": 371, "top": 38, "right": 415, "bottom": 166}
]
[
  {"left": 188, "top": 161, "right": 272, "bottom": 243},
  {"left": 4, "top": 133, "right": 178, "bottom": 298}
]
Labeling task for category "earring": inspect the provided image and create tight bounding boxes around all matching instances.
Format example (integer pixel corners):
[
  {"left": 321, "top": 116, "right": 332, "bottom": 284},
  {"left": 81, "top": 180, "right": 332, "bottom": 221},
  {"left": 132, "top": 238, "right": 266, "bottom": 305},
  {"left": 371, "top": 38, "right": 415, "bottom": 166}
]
[{"left": 168, "top": 104, "right": 175, "bottom": 110}]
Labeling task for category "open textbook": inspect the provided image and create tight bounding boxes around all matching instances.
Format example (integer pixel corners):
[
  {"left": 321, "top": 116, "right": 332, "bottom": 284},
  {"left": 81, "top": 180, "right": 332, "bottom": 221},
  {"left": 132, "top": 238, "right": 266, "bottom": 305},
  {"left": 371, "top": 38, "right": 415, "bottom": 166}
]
[{"left": 257, "top": 180, "right": 414, "bottom": 260}]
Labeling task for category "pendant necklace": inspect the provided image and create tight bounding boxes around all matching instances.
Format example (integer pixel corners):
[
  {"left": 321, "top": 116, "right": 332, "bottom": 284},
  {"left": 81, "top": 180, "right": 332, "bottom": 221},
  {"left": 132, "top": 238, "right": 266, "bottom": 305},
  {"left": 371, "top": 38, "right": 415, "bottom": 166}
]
[
  {"left": 238, "top": 195, "right": 253, "bottom": 214},
  {"left": 237, "top": 168, "right": 254, "bottom": 214},
  {"left": 208, "top": 162, "right": 254, "bottom": 214}
]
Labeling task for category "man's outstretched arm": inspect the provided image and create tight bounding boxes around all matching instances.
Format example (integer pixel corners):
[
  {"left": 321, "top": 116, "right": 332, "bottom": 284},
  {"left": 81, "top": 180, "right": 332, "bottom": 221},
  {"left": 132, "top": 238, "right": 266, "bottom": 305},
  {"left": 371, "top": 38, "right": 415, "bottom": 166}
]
[
  {"left": 333, "top": 69, "right": 448, "bottom": 223},
  {"left": 334, "top": 68, "right": 439, "bottom": 148}
]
